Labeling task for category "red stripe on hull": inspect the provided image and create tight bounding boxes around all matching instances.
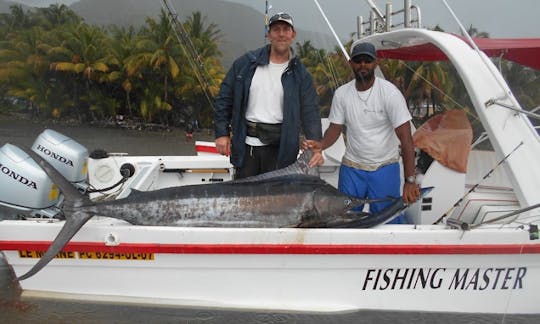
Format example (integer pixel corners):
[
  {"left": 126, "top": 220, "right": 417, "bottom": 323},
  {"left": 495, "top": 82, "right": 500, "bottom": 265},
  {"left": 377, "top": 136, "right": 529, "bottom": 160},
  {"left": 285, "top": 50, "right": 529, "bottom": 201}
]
[
  {"left": 195, "top": 145, "right": 218, "bottom": 154},
  {"left": 2, "top": 241, "right": 540, "bottom": 255}
]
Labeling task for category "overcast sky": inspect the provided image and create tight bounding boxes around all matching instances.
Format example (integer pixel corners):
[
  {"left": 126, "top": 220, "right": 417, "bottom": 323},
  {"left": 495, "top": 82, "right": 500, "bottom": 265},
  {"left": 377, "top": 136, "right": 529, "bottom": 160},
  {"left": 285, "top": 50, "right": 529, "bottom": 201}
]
[
  {"left": 11, "top": 0, "right": 540, "bottom": 39},
  {"left": 225, "top": 0, "right": 540, "bottom": 39}
]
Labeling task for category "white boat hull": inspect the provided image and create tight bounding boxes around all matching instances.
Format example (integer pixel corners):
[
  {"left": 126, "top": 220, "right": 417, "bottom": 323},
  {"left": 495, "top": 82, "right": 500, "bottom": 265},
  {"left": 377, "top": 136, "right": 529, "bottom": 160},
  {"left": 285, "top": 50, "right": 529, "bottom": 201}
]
[{"left": 1, "top": 220, "right": 539, "bottom": 314}]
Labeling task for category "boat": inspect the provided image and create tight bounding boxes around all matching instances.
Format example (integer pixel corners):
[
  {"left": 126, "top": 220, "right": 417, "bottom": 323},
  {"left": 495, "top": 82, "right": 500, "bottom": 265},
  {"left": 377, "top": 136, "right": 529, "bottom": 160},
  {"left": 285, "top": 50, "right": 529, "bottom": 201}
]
[{"left": 1, "top": 0, "right": 540, "bottom": 315}]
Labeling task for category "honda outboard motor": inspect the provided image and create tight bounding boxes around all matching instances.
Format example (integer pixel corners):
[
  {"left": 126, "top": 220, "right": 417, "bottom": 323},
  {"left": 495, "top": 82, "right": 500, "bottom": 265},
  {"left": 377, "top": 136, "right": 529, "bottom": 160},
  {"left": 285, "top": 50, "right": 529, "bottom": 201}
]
[
  {"left": 0, "top": 129, "right": 89, "bottom": 219},
  {"left": 31, "top": 129, "right": 89, "bottom": 192},
  {"left": 0, "top": 143, "right": 61, "bottom": 218}
]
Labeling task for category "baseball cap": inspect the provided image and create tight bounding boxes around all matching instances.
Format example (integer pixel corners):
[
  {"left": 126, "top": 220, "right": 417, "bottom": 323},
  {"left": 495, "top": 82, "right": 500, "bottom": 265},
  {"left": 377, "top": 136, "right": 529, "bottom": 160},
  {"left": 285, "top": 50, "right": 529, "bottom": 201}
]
[
  {"left": 268, "top": 12, "right": 294, "bottom": 28},
  {"left": 350, "top": 41, "right": 377, "bottom": 60}
]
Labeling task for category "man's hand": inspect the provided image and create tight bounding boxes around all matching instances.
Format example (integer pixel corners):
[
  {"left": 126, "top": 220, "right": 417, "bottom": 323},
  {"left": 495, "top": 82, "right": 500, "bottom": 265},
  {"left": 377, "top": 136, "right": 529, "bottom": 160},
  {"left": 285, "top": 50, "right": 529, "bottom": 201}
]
[
  {"left": 302, "top": 140, "right": 324, "bottom": 167},
  {"left": 402, "top": 182, "right": 420, "bottom": 204},
  {"left": 215, "top": 136, "right": 231, "bottom": 156}
]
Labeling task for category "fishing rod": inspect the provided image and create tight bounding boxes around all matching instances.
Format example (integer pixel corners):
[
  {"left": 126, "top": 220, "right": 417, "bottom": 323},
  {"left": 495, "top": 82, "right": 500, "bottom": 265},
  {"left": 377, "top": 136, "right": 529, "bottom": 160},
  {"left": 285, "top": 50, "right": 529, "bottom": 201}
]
[
  {"left": 364, "top": 0, "right": 385, "bottom": 22},
  {"left": 313, "top": 0, "right": 349, "bottom": 60},
  {"left": 434, "top": 141, "right": 524, "bottom": 225},
  {"left": 441, "top": 0, "right": 518, "bottom": 108},
  {"left": 264, "top": 0, "right": 270, "bottom": 41},
  {"left": 447, "top": 202, "right": 540, "bottom": 231},
  {"left": 161, "top": 0, "right": 215, "bottom": 109}
]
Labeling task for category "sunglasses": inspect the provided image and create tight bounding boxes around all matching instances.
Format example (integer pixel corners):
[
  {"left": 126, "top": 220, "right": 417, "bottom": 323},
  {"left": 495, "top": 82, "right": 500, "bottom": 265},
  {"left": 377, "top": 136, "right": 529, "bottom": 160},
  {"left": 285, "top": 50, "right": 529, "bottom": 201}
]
[
  {"left": 351, "top": 56, "right": 375, "bottom": 64},
  {"left": 269, "top": 13, "right": 292, "bottom": 24}
]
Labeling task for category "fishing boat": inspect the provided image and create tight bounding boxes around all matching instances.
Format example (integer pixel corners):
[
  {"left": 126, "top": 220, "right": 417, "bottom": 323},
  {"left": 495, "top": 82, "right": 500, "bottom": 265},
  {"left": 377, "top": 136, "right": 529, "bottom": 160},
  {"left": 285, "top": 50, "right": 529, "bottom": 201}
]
[{"left": 1, "top": 0, "right": 540, "bottom": 315}]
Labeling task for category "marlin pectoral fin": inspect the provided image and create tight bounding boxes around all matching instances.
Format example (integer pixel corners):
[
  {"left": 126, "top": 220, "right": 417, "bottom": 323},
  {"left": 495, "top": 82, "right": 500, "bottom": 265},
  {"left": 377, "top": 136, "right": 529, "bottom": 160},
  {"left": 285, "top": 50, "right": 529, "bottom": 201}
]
[
  {"left": 18, "top": 211, "right": 93, "bottom": 281},
  {"left": 235, "top": 150, "right": 319, "bottom": 183}
]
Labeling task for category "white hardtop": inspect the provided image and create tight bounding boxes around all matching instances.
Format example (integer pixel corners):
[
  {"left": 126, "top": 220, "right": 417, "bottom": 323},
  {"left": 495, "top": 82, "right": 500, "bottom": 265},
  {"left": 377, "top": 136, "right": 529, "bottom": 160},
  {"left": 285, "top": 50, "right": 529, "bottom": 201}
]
[{"left": 362, "top": 28, "right": 540, "bottom": 211}]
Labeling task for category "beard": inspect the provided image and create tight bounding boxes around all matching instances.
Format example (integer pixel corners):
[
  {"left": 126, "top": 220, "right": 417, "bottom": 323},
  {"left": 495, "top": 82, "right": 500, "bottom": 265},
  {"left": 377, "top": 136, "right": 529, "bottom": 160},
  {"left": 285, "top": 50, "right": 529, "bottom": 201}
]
[{"left": 355, "top": 69, "right": 375, "bottom": 83}]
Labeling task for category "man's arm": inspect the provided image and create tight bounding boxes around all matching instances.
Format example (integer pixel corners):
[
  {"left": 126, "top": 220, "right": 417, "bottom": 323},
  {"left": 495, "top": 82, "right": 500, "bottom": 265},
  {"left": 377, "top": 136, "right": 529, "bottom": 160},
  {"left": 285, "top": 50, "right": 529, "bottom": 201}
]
[
  {"left": 395, "top": 122, "right": 420, "bottom": 204},
  {"left": 214, "top": 68, "right": 234, "bottom": 138},
  {"left": 299, "top": 67, "right": 322, "bottom": 141},
  {"left": 303, "top": 123, "right": 343, "bottom": 167},
  {"left": 214, "top": 64, "right": 237, "bottom": 156}
]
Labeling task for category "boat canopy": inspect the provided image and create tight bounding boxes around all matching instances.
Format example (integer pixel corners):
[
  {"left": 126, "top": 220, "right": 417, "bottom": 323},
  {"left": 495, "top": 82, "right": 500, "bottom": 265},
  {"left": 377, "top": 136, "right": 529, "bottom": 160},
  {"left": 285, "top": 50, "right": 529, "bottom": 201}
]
[{"left": 377, "top": 35, "right": 540, "bottom": 70}]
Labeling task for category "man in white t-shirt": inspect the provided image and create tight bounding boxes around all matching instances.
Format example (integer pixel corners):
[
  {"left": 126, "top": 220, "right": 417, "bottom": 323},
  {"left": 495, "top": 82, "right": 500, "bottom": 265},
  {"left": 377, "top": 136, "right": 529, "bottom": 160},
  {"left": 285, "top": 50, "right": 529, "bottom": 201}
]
[{"left": 303, "top": 41, "right": 419, "bottom": 223}]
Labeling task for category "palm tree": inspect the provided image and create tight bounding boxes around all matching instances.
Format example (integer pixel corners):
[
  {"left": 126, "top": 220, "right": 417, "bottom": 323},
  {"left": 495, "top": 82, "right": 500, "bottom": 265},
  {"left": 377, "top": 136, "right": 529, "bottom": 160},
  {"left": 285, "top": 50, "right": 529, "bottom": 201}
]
[
  {"left": 0, "top": 6, "right": 227, "bottom": 126},
  {"left": 49, "top": 23, "right": 114, "bottom": 120},
  {"left": 171, "top": 11, "right": 225, "bottom": 126},
  {"left": 501, "top": 61, "right": 540, "bottom": 113},
  {"left": 378, "top": 58, "right": 408, "bottom": 93},
  {"left": 124, "top": 10, "right": 182, "bottom": 122},
  {"left": 465, "top": 25, "right": 490, "bottom": 38},
  {"left": 302, "top": 41, "right": 354, "bottom": 115},
  {"left": 36, "top": 4, "right": 81, "bottom": 30},
  {"left": 108, "top": 25, "right": 142, "bottom": 117},
  {"left": 1, "top": 5, "right": 33, "bottom": 31},
  {"left": 311, "top": 50, "right": 351, "bottom": 116},
  {"left": 402, "top": 61, "right": 451, "bottom": 125},
  {"left": 0, "top": 26, "right": 60, "bottom": 116},
  {"left": 183, "top": 11, "right": 221, "bottom": 59}
]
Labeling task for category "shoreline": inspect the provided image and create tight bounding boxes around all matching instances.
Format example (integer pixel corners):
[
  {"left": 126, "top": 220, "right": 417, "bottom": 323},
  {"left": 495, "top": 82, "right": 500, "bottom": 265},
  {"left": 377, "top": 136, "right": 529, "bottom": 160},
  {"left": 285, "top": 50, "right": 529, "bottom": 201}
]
[
  {"left": 0, "top": 112, "right": 213, "bottom": 135},
  {"left": 0, "top": 113, "right": 214, "bottom": 156}
]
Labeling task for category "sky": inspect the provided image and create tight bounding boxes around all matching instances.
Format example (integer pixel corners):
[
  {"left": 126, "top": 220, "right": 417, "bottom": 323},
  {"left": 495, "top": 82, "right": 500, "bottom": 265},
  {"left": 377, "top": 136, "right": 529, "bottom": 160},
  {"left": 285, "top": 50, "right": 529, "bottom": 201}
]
[
  {"left": 10, "top": 0, "right": 540, "bottom": 39},
  {"left": 225, "top": 0, "right": 540, "bottom": 39}
]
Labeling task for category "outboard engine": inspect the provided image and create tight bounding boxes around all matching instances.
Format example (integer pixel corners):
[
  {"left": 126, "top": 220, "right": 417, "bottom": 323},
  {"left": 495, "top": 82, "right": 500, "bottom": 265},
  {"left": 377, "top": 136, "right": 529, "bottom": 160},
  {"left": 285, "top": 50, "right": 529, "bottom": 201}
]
[
  {"left": 0, "top": 129, "right": 89, "bottom": 219},
  {"left": 31, "top": 129, "right": 89, "bottom": 192},
  {"left": 0, "top": 143, "right": 62, "bottom": 218}
]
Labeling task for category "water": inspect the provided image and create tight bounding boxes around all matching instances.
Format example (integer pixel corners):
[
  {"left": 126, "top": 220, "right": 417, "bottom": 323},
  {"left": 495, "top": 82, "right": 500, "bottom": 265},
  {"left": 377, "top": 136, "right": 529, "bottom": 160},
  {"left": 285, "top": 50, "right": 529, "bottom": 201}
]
[
  {"left": 0, "top": 117, "right": 539, "bottom": 323},
  {"left": 0, "top": 116, "right": 213, "bottom": 156}
]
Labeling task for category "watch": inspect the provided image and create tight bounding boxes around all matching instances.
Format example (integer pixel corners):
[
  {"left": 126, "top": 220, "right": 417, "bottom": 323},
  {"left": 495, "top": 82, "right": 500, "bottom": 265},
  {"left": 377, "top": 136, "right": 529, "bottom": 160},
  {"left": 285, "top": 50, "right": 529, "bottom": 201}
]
[{"left": 405, "top": 175, "right": 416, "bottom": 184}]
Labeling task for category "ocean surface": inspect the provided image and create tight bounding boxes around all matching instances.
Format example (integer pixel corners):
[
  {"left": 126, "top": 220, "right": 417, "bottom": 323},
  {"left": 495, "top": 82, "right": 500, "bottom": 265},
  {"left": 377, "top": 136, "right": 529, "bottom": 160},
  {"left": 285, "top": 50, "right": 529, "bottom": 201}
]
[
  {"left": 0, "top": 117, "right": 211, "bottom": 156},
  {"left": 0, "top": 117, "right": 539, "bottom": 323}
]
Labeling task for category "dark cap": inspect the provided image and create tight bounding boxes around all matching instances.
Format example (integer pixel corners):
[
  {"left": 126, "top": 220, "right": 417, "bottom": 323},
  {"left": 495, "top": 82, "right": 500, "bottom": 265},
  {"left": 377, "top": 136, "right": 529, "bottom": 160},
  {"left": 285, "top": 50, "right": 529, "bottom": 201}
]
[
  {"left": 350, "top": 41, "right": 377, "bottom": 59},
  {"left": 268, "top": 12, "right": 294, "bottom": 28}
]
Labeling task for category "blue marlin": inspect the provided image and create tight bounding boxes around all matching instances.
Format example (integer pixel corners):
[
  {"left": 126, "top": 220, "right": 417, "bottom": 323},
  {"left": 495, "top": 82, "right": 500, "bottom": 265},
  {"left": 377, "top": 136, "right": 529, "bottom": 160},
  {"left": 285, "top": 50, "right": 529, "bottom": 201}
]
[{"left": 17, "top": 147, "right": 431, "bottom": 280}]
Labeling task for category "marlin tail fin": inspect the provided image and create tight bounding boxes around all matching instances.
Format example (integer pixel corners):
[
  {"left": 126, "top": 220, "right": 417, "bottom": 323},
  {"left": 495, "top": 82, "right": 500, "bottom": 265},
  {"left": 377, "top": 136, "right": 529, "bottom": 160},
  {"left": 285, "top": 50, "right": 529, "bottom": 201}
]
[
  {"left": 18, "top": 211, "right": 92, "bottom": 280},
  {"left": 17, "top": 147, "right": 94, "bottom": 280}
]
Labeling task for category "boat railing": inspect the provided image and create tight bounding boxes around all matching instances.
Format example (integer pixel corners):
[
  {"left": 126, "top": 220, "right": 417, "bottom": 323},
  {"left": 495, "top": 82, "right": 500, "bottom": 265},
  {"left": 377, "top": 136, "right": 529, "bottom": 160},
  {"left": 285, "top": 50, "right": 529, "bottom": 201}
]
[{"left": 357, "top": 0, "right": 422, "bottom": 39}]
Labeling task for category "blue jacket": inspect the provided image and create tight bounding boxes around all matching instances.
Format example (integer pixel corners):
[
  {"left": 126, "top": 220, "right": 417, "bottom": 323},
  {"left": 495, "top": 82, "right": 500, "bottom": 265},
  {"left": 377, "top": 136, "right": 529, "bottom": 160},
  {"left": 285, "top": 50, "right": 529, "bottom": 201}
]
[{"left": 214, "top": 45, "right": 322, "bottom": 168}]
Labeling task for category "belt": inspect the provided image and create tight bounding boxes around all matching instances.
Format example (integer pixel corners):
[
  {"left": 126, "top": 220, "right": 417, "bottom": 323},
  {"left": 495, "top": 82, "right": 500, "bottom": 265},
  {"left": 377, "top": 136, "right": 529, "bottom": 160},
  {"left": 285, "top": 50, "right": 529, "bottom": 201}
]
[
  {"left": 246, "top": 121, "right": 258, "bottom": 137},
  {"left": 342, "top": 156, "right": 399, "bottom": 171},
  {"left": 245, "top": 121, "right": 282, "bottom": 145}
]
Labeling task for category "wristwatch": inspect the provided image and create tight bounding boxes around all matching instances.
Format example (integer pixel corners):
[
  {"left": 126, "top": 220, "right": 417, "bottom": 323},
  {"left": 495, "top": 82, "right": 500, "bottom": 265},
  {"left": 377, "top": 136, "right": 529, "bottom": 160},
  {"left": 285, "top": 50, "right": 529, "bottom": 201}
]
[{"left": 405, "top": 175, "right": 416, "bottom": 184}]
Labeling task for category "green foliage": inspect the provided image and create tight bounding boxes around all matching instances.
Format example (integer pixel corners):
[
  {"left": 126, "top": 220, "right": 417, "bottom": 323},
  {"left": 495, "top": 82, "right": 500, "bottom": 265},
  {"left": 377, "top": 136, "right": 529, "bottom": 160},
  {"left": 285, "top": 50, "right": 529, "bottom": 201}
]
[
  {"left": 295, "top": 40, "right": 352, "bottom": 116},
  {"left": 0, "top": 5, "right": 225, "bottom": 127}
]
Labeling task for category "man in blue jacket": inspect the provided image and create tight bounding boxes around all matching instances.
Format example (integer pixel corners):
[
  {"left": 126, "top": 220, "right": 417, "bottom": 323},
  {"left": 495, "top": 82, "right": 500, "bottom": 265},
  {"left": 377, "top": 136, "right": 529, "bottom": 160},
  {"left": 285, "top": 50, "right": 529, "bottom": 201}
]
[{"left": 214, "top": 12, "right": 322, "bottom": 179}]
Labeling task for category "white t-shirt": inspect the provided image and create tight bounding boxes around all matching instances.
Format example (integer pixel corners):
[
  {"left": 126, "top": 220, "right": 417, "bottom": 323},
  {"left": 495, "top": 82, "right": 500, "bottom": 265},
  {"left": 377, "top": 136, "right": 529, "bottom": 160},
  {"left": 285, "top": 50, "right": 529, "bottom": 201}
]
[
  {"left": 329, "top": 78, "right": 411, "bottom": 168},
  {"left": 245, "top": 61, "right": 289, "bottom": 146}
]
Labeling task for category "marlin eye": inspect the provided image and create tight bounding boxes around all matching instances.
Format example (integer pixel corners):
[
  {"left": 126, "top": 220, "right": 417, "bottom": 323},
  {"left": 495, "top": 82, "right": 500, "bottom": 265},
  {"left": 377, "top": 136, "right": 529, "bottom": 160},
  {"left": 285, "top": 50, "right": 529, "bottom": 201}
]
[{"left": 344, "top": 198, "right": 352, "bottom": 207}]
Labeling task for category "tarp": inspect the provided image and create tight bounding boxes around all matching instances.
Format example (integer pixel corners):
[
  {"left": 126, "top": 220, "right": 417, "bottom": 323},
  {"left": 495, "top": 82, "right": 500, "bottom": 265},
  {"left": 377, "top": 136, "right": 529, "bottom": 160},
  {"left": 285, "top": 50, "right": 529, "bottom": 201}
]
[
  {"left": 413, "top": 109, "right": 473, "bottom": 173},
  {"left": 377, "top": 36, "right": 540, "bottom": 70}
]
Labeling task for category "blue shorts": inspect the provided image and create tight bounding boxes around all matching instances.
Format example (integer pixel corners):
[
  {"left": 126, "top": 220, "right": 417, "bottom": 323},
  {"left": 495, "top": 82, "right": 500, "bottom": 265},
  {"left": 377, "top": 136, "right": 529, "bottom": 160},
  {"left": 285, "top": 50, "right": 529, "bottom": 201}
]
[{"left": 338, "top": 162, "right": 405, "bottom": 224}]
